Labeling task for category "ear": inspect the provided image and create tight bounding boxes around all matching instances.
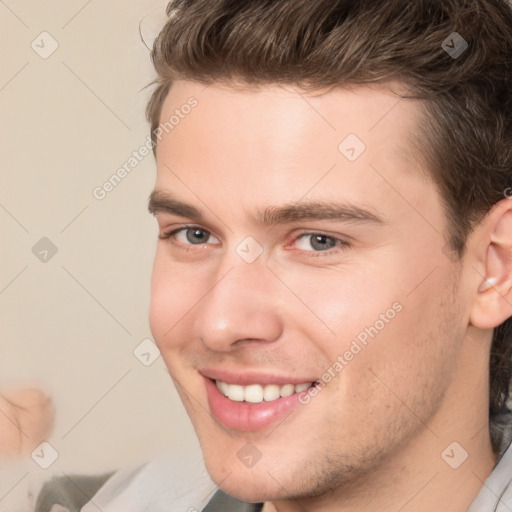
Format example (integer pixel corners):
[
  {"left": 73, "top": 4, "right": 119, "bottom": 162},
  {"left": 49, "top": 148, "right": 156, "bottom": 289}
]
[{"left": 469, "top": 198, "right": 512, "bottom": 329}]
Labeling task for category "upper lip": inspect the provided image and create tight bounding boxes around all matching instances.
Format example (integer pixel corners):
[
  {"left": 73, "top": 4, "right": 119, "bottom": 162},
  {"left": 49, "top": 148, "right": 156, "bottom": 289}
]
[{"left": 199, "top": 368, "right": 318, "bottom": 386}]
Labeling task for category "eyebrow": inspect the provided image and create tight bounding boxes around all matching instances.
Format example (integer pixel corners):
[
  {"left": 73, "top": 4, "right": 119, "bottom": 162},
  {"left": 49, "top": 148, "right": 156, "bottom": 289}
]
[{"left": 148, "top": 190, "right": 386, "bottom": 227}]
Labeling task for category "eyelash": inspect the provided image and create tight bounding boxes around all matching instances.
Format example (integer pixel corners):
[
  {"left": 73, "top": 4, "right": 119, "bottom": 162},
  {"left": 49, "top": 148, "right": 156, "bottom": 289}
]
[{"left": 159, "top": 225, "right": 350, "bottom": 257}]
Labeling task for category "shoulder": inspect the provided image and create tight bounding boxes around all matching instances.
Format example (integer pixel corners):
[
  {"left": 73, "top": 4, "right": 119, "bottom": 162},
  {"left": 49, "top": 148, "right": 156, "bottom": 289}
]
[
  {"left": 35, "top": 446, "right": 219, "bottom": 512},
  {"left": 35, "top": 472, "right": 114, "bottom": 512}
]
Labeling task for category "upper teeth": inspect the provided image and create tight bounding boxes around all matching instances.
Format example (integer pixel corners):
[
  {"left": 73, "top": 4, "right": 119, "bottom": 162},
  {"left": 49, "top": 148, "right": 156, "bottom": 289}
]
[{"left": 216, "top": 380, "right": 312, "bottom": 403}]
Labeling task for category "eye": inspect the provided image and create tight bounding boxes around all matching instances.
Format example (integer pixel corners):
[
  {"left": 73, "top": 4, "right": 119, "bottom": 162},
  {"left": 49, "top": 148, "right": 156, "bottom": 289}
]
[
  {"left": 293, "top": 232, "right": 349, "bottom": 254},
  {"left": 160, "top": 226, "right": 218, "bottom": 245}
]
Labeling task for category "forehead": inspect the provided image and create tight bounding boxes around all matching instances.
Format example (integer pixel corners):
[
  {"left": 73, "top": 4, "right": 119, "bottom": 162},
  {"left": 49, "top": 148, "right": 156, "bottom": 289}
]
[
  {"left": 157, "top": 79, "right": 421, "bottom": 157},
  {"left": 154, "top": 80, "right": 438, "bottom": 229}
]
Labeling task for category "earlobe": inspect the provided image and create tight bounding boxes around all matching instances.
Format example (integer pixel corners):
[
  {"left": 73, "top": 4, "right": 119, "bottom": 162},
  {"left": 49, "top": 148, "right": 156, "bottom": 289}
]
[{"left": 469, "top": 202, "right": 512, "bottom": 329}]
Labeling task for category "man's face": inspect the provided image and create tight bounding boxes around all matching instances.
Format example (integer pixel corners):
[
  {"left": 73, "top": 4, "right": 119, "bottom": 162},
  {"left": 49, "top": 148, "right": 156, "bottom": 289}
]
[{"left": 149, "top": 80, "right": 470, "bottom": 501}]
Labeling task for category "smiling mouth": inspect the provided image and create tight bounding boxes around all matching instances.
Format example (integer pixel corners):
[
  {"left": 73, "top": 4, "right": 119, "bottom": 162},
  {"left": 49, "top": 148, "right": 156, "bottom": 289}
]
[{"left": 215, "top": 379, "right": 315, "bottom": 404}]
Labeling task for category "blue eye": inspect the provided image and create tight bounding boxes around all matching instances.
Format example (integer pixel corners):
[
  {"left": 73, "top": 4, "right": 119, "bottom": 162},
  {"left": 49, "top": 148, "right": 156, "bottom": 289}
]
[
  {"left": 159, "top": 226, "right": 349, "bottom": 258},
  {"left": 163, "top": 227, "right": 218, "bottom": 245},
  {"left": 293, "top": 233, "right": 349, "bottom": 254}
]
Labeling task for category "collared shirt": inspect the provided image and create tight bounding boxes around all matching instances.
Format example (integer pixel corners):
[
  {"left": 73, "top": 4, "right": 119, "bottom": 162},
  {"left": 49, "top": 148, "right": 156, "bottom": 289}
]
[{"left": 467, "top": 412, "right": 512, "bottom": 511}]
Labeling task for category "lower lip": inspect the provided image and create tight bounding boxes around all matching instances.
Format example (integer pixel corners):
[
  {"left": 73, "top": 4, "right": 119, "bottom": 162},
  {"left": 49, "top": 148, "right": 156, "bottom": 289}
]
[{"left": 204, "top": 377, "right": 307, "bottom": 432}]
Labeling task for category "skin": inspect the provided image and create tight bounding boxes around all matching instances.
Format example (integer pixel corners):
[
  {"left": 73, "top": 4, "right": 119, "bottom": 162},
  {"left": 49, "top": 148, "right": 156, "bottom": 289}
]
[
  {"left": 0, "top": 388, "right": 54, "bottom": 458},
  {"left": 149, "top": 79, "right": 512, "bottom": 511}
]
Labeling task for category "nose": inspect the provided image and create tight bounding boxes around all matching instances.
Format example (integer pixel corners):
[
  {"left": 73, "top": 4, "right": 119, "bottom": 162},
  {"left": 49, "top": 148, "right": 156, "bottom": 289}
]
[{"left": 193, "top": 257, "right": 284, "bottom": 352}]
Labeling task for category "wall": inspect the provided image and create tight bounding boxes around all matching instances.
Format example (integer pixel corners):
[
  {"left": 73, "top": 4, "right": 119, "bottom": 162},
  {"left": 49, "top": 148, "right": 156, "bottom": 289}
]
[{"left": 0, "top": 1, "right": 197, "bottom": 508}]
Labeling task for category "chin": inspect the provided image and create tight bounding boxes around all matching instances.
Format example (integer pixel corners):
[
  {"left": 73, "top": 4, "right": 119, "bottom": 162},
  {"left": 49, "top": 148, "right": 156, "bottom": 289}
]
[
  {"left": 212, "top": 475, "right": 281, "bottom": 504},
  {"left": 200, "top": 449, "right": 273, "bottom": 502}
]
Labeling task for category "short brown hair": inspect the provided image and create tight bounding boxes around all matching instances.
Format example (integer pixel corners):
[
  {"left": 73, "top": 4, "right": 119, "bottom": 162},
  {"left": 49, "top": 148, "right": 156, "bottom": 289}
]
[{"left": 146, "top": 0, "right": 512, "bottom": 437}]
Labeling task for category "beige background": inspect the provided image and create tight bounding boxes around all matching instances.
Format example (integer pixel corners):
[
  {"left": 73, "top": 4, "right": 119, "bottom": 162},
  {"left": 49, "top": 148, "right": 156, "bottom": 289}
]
[{"left": 0, "top": 1, "right": 198, "bottom": 508}]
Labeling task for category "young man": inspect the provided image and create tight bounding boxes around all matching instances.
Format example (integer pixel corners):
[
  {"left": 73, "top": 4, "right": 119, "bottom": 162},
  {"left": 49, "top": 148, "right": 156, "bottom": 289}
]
[
  {"left": 145, "top": 0, "right": 512, "bottom": 510},
  {"left": 37, "top": 0, "right": 512, "bottom": 510}
]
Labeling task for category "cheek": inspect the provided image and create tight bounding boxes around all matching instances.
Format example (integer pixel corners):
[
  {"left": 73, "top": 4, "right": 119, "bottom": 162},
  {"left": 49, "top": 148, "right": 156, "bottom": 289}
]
[
  {"left": 149, "top": 249, "right": 193, "bottom": 349},
  {"left": 285, "top": 247, "right": 459, "bottom": 392},
  {"left": 349, "top": 268, "right": 463, "bottom": 415},
  {"left": 277, "top": 259, "right": 402, "bottom": 345}
]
